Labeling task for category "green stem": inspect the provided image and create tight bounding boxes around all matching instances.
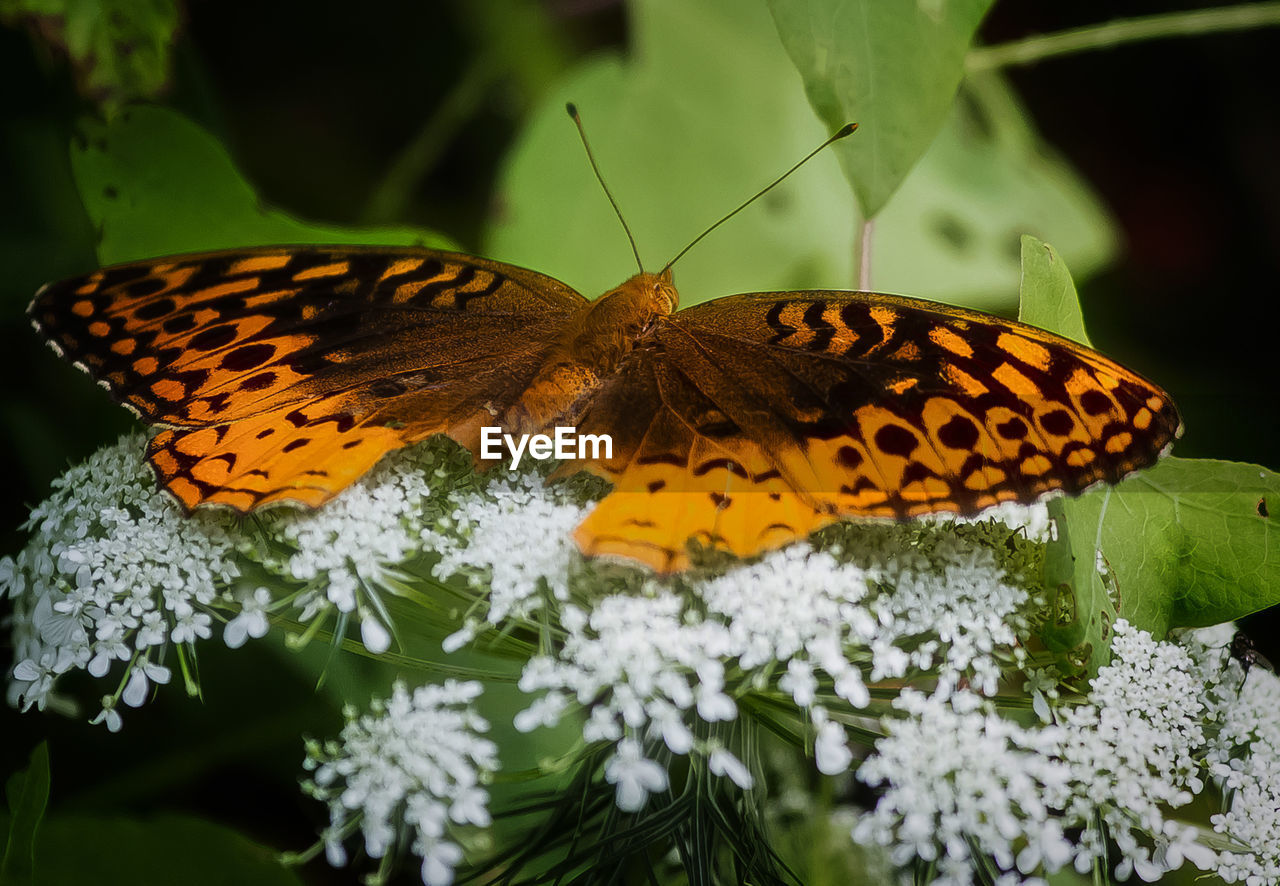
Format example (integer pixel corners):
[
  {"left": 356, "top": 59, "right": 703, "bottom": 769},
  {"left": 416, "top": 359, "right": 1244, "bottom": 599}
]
[
  {"left": 362, "top": 53, "right": 501, "bottom": 224},
  {"left": 966, "top": 2, "right": 1280, "bottom": 72},
  {"left": 856, "top": 218, "right": 874, "bottom": 291}
]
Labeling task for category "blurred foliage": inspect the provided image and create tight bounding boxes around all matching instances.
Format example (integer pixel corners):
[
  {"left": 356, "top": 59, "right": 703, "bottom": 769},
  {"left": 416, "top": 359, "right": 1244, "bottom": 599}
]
[
  {"left": 0, "top": 0, "right": 180, "bottom": 114},
  {"left": 2, "top": 742, "right": 49, "bottom": 884},
  {"left": 74, "top": 105, "right": 455, "bottom": 265},
  {"left": 489, "top": 0, "right": 1113, "bottom": 313},
  {"left": 3, "top": 810, "right": 307, "bottom": 885}
]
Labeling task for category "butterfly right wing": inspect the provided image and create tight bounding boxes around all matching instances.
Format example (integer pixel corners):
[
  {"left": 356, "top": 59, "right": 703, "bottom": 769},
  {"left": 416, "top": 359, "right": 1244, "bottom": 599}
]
[
  {"left": 569, "top": 289, "right": 1180, "bottom": 572},
  {"left": 31, "top": 246, "right": 587, "bottom": 510}
]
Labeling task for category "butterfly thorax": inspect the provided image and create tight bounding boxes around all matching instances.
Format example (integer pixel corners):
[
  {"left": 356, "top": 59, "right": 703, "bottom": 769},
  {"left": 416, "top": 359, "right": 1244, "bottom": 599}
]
[{"left": 503, "top": 271, "right": 678, "bottom": 434}]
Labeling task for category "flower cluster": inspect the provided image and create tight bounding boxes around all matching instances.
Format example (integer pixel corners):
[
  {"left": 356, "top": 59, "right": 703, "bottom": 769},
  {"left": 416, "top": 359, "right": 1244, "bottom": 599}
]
[
  {"left": 424, "top": 470, "right": 590, "bottom": 651},
  {"left": 3, "top": 435, "right": 445, "bottom": 725},
  {"left": 853, "top": 620, "right": 1218, "bottom": 885},
  {"left": 853, "top": 689, "right": 1073, "bottom": 884},
  {"left": 302, "top": 680, "right": 498, "bottom": 886},
  {"left": 252, "top": 443, "right": 435, "bottom": 654},
  {"left": 515, "top": 529, "right": 1035, "bottom": 811},
  {"left": 8, "top": 435, "right": 1280, "bottom": 886},
  {"left": 1054, "top": 622, "right": 1210, "bottom": 880},
  {"left": 1194, "top": 630, "right": 1280, "bottom": 884},
  {"left": 3, "top": 434, "right": 239, "bottom": 728}
]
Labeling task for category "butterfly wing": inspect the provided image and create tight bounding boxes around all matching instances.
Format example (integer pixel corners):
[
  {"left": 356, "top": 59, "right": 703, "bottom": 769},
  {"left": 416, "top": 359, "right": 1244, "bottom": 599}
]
[
  {"left": 31, "top": 246, "right": 586, "bottom": 510},
  {"left": 568, "top": 343, "right": 835, "bottom": 571},
  {"left": 573, "top": 290, "right": 1181, "bottom": 571}
]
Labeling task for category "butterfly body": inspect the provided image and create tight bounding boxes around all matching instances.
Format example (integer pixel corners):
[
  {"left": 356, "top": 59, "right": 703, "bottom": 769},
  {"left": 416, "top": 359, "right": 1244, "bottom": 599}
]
[
  {"left": 500, "top": 270, "right": 677, "bottom": 437},
  {"left": 31, "top": 246, "right": 1181, "bottom": 572}
]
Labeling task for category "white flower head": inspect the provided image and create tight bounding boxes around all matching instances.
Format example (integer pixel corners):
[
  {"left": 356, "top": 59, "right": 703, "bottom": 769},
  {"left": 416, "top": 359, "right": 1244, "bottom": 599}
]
[
  {"left": 514, "top": 526, "right": 1037, "bottom": 815},
  {"left": 854, "top": 688, "right": 1072, "bottom": 880},
  {"left": 424, "top": 471, "right": 589, "bottom": 627},
  {"left": 260, "top": 446, "right": 434, "bottom": 652},
  {"left": 4, "top": 435, "right": 238, "bottom": 723},
  {"left": 303, "top": 680, "right": 497, "bottom": 885},
  {"left": 852, "top": 620, "right": 1249, "bottom": 884}
]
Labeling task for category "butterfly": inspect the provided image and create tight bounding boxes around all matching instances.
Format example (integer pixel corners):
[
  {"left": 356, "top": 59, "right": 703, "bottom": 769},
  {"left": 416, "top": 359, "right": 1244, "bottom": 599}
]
[{"left": 29, "top": 243, "right": 1181, "bottom": 572}]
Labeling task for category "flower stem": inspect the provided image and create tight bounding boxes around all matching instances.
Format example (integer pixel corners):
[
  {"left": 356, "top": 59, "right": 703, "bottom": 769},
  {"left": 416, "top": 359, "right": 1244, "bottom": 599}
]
[{"left": 966, "top": 2, "right": 1280, "bottom": 72}]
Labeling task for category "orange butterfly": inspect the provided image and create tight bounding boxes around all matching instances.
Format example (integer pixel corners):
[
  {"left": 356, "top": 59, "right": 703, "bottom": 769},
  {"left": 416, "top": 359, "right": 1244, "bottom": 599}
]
[
  {"left": 29, "top": 113, "right": 1180, "bottom": 572},
  {"left": 30, "top": 242, "right": 1180, "bottom": 572}
]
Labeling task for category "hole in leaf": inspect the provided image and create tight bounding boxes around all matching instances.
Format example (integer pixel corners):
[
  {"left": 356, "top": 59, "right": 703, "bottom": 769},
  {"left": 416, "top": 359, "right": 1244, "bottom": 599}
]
[
  {"left": 930, "top": 212, "right": 972, "bottom": 252},
  {"left": 764, "top": 187, "right": 792, "bottom": 216}
]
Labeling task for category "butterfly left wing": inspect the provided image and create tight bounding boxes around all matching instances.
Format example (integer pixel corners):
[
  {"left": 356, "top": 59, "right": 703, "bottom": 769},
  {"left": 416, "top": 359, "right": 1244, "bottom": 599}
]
[
  {"left": 571, "top": 289, "right": 1181, "bottom": 572},
  {"left": 31, "top": 246, "right": 587, "bottom": 510}
]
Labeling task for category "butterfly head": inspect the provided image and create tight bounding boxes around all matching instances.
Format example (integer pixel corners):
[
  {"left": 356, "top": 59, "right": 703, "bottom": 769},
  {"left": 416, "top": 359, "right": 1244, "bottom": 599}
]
[
  {"left": 647, "top": 268, "right": 679, "bottom": 315},
  {"left": 596, "top": 270, "right": 678, "bottom": 319}
]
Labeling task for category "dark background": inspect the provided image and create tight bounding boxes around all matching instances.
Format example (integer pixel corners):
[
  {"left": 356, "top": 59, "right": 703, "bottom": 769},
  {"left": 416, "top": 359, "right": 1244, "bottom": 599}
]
[{"left": 1, "top": 0, "right": 1277, "bottom": 880}]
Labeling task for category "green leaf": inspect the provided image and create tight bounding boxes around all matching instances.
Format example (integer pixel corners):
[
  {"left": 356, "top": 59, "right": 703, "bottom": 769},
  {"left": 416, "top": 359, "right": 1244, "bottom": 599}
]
[
  {"left": 0, "top": 0, "right": 180, "bottom": 114},
  {"left": 1019, "top": 236, "right": 1280, "bottom": 667},
  {"left": 487, "top": 0, "right": 1113, "bottom": 316},
  {"left": 70, "top": 105, "right": 456, "bottom": 265},
  {"left": 767, "top": 0, "right": 994, "bottom": 218},
  {"left": 1016, "top": 235, "right": 1091, "bottom": 346},
  {"left": 1059, "top": 458, "right": 1280, "bottom": 635},
  {"left": 1040, "top": 495, "right": 1119, "bottom": 670},
  {"left": 15, "top": 814, "right": 303, "bottom": 886},
  {"left": 1, "top": 743, "right": 50, "bottom": 886}
]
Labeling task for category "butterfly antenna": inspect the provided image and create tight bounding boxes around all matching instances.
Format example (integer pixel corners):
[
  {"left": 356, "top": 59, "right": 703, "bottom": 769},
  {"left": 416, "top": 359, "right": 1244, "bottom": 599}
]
[
  {"left": 661, "top": 122, "right": 858, "bottom": 275},
  {"left": 567, "top": 103, "right": 646, "bottom": 274}
]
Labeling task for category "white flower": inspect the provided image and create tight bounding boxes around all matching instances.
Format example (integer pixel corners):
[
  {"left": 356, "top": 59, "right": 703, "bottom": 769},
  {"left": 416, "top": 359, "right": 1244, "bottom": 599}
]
[
  {"left": 708, "top": 746, "right": 754, "bottom": 790},
  {"left": 1190, "top": 635, "right": 1280, "bottom": 885},
  {"left": 605, "top": 739, "right": 669, "bottom": 812},
  {"left": 118, "top": 659, "right": 171, "bottom": 709},
  {"left": 854, "top": 689, "right": 1072, "bottom": 881},
  {"left": 90, "top": 700, "right": 123, "bottom": 732},
  {"left": 419, "top": 840, "right": 463, "bottom": 886},
  {"left": 223, "top": 587, "right": 273, "bottom": 649},
  {"left": 261, "top": 446, "right": 433, "bottom": 652},
  {"left": 852, "top": 621, "right": 1240, "bottom": 884},
  {"left": 815, "top": 719, "right": 854, "bottom": 776},
  {"left": 171, "top": 608, "right": 213, "bottom": 644},
  {"left": 1056, "top": 621, "right": 1209, "bottom": 877},
  {"left": 11, "top": 653, "right": 56, "bottom": 712},
  {"left": 359, "top": 614, "right": 392, "bottom": 655},
  {"left": 516, "top": 532, "right": 1033, "bottom": 811},
  {"left": 304, "top": 680, "right": 497, "bottom": 886},
  {"left": 512, "top": 691, "right": 567, "bottom": 733}
]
